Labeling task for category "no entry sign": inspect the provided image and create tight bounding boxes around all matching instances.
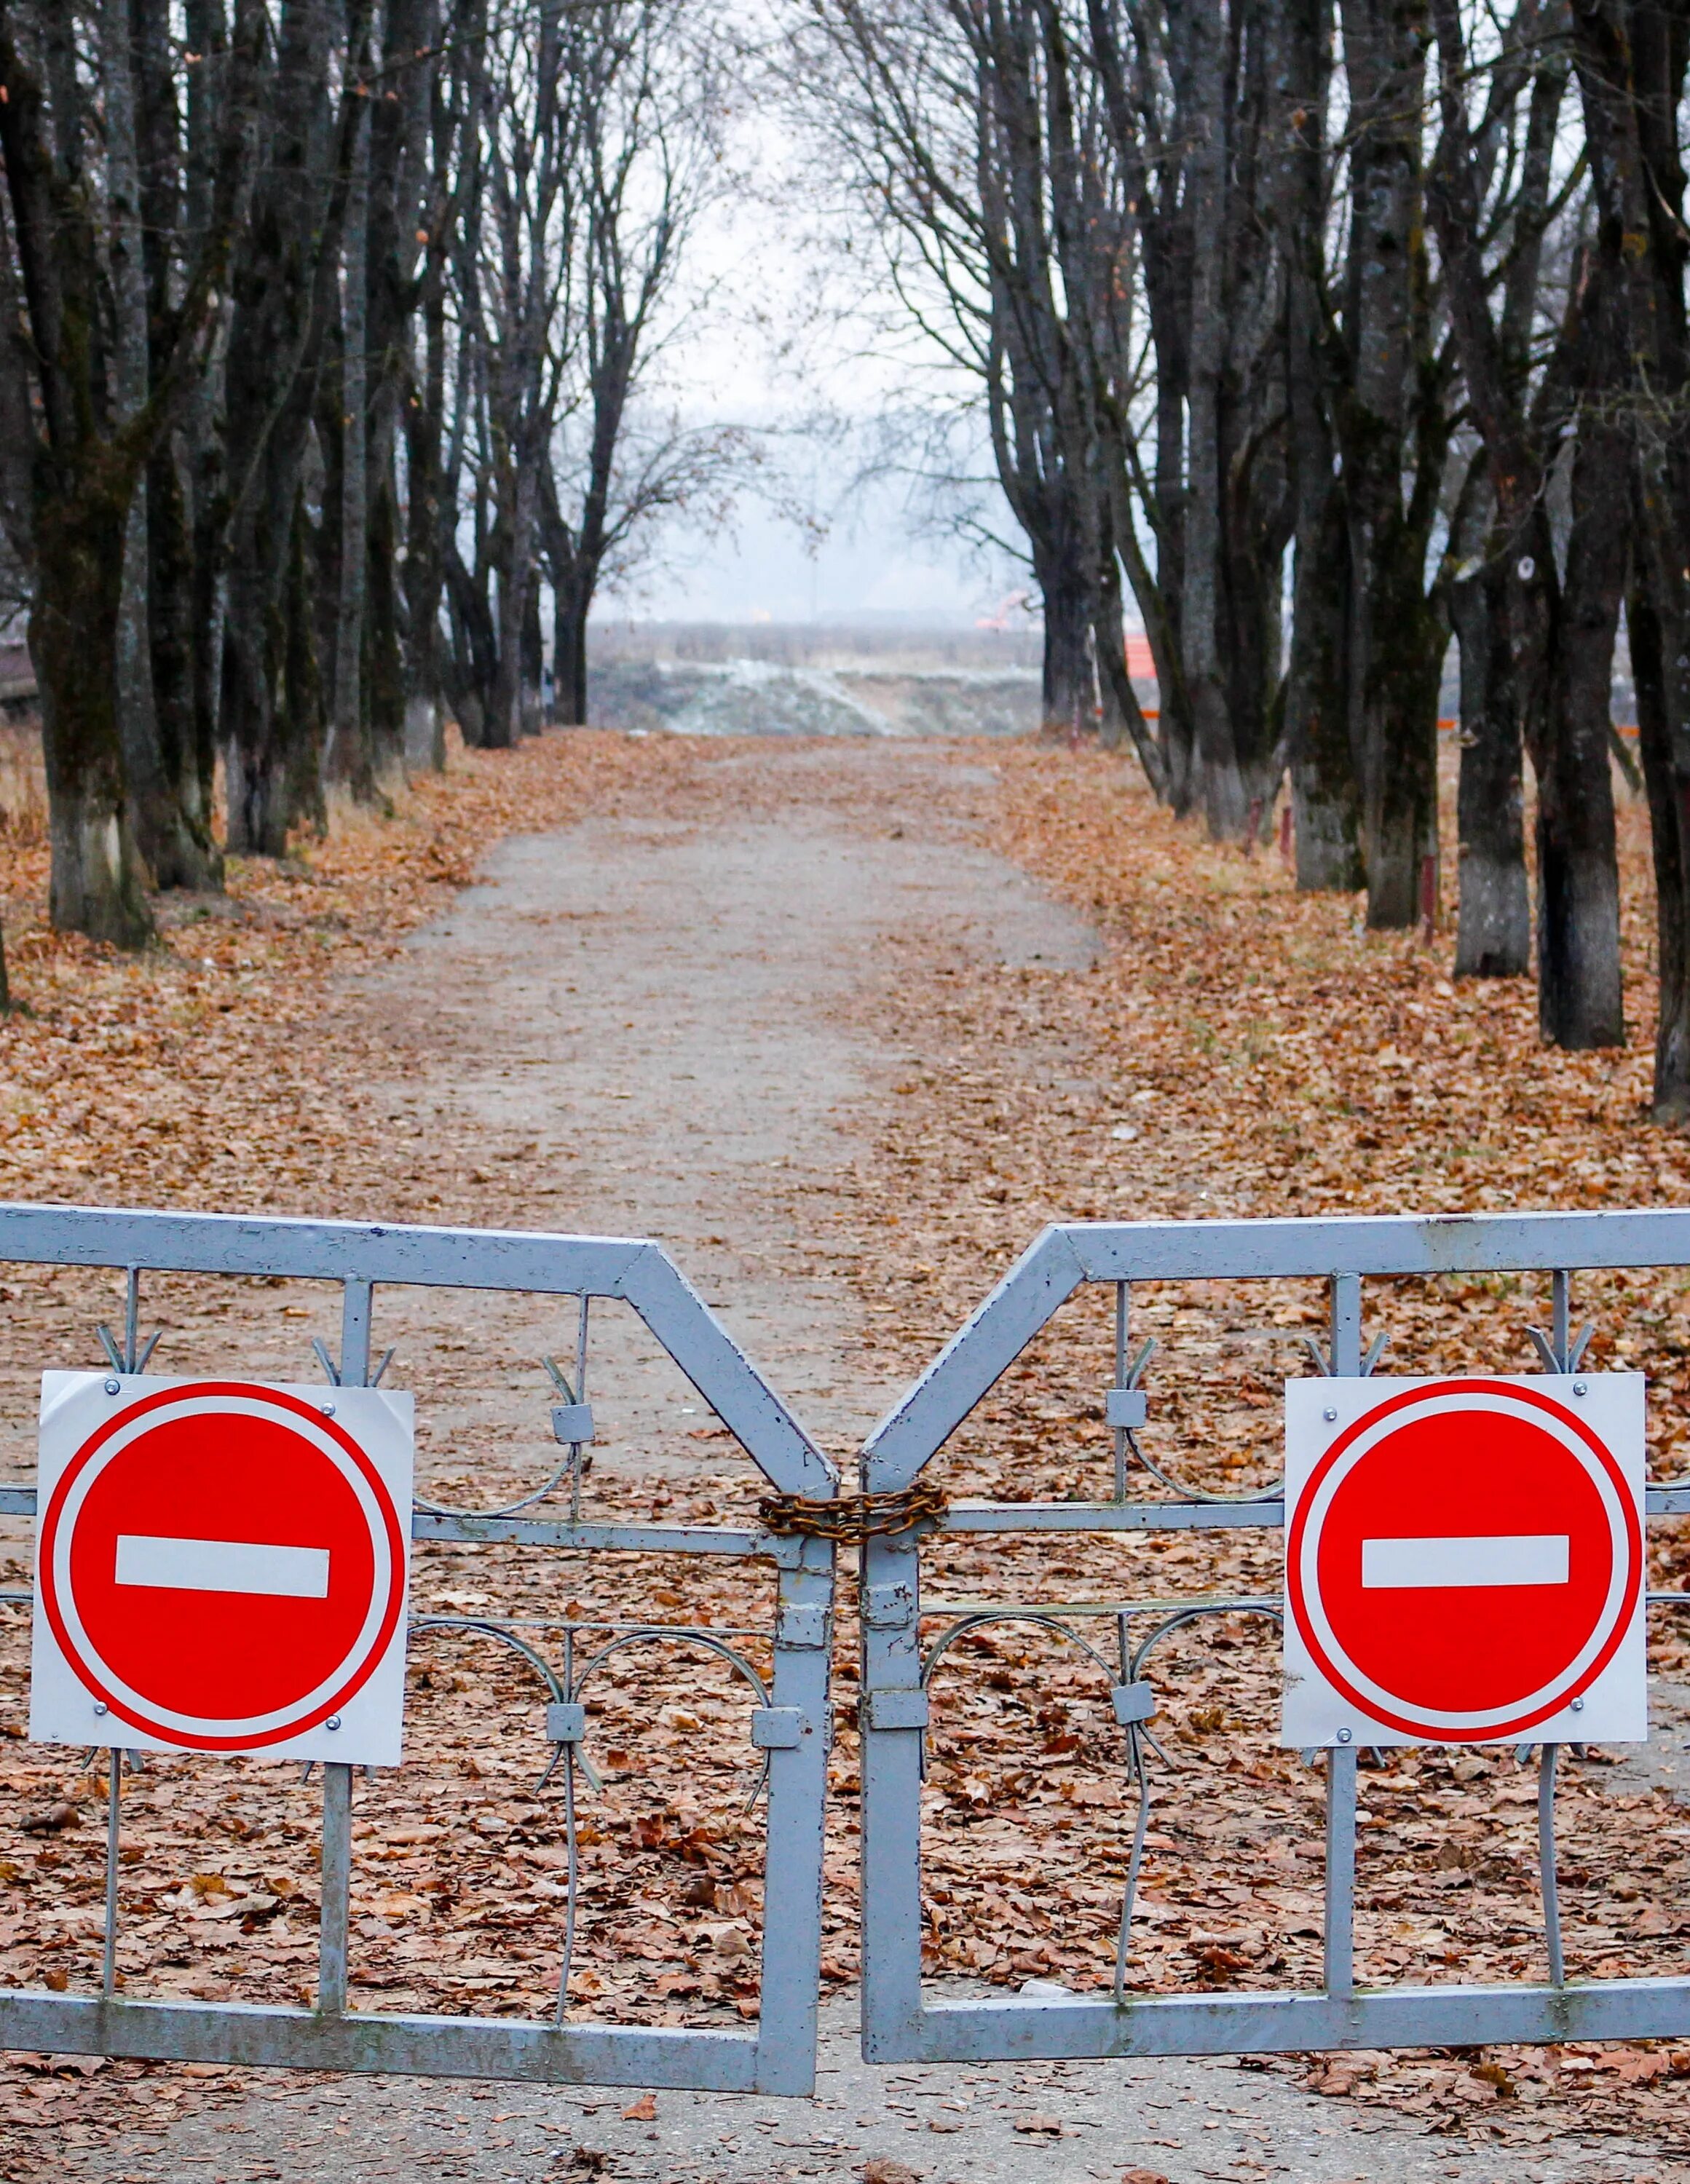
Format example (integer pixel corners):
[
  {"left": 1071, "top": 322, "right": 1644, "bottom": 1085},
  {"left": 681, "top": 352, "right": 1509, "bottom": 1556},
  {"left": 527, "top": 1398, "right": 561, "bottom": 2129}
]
[
  {"left": 30, "top": 1374, "right": 414, "bottom": 1765},
  {"left": 1282, "top": 1375, "right": 1646, "bottom": 1748}
]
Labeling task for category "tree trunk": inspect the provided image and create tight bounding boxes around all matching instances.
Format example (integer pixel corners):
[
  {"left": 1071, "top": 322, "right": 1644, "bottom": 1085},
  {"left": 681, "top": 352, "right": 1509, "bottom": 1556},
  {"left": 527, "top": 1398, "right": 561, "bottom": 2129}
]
[
  {"left": 1536, "top": 416, "right": 1627, "bottom": 1048},
  {"left": 1039, "top": 571, "right": 1094, "bottom": 735},
  {"left": 31, "top": 489, "right": 154, "bottom": 946},
  {"left": 326, "top": 96, "right": 373, "bottom": 796},
  {"left": 1287, "top": 475, "right": 1363, "bottom": 891},
  {"left": 1359, "top": 547, "right": 1443, "bottom": 930},
  {"left": 1279, "top": 0, "right": 1363, "bottom": 893},
  {"left": 1630, "top": 565, "right": 1690, "bottom": 1114},
  {"left": 1179, "top": 0, "right": 1240, "bottom": 836},
  {"left": 1451, "top": 561, "right": 1530, "bottom": 976},
  {"left": 521, "top": 577, "right": 544, "bottom": 734},
  {"left": 555, "top": 598, "right": 587, "bottom": 727},
  {"left": 366, "top": 464, "right": 406, "bottom": 782}
]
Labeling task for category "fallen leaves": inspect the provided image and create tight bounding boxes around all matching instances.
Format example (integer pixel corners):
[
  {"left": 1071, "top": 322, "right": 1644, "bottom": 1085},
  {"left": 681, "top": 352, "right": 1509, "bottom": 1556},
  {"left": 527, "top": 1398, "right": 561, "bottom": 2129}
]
[{"left": 1, "top": 726, "right": 1689, "bottom": 2164}]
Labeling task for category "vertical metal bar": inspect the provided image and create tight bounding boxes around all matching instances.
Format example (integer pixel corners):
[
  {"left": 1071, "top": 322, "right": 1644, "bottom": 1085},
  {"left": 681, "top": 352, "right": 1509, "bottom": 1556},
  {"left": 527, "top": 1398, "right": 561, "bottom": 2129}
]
[
  {"left": 102, "top": 1749, "right": 122, "bottom": 1998},
  {"left": 1113, "top": 1283, "right": 1129, "bottom": 1501},
  {"left": 1324, "top": 1743, "right": 1357, "bottom": 1998},
  {"left": 1113, "top": 1730, "right": 1151, "bottom": 2001},
  {"left": 754, "top": 1536, "right": 833, "bottom": 2094},
  {"left": 318, "top": 1760, "right": 352, "bottom": 2014},
  {"left": 860, "top": 1530, "right": 925, "bottom": 2064},
  {"left": 1539, "top": 1744, "right": 1565, "bottom": 1987},
  {"left": 1552, "top": 1271, "right": 1571, "bottom": 1372},
  {"left": 123, "top": 1270, "right": 140, "bottom": 1375},
  {"left": 556, "top": 1626, "right": 579, "bottom": 2027},
  {"left": 1321, "top": 1275, "right": 1363, "bottom": 2001},
  {"left": 339, "top": 1278, "right": 374, "bottom": 1388},
  {"left": 571, "top": 1295, "right": 590, "bottom": 1522},
  {"left": 1329, "top": 1273, "right": 1362, "bottom": 1378}
]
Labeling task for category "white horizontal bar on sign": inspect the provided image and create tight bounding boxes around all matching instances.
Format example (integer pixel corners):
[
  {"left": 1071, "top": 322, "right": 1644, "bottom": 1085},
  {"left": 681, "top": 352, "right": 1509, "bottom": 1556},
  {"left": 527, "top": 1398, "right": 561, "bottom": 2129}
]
[
  {"left": 1359, "top": 1534, "right": 1569, "bottom": 1591},
  {"left": 114, "top": 1535, "right": 331, "bottom": 1599}
]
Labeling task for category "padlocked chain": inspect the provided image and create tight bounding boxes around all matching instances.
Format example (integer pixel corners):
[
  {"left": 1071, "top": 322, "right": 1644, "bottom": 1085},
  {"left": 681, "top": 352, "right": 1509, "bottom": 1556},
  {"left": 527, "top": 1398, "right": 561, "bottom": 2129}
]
[{"left": 757, "top": 1478, "right": 949, "bottom": 1542}]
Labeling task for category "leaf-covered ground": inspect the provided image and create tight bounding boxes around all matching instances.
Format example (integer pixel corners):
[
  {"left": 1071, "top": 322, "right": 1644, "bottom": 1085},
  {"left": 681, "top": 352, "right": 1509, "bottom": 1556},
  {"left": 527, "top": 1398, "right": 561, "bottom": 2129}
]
[{"left": 1, "top": 729, "right": 1689, "bottom": 2169}]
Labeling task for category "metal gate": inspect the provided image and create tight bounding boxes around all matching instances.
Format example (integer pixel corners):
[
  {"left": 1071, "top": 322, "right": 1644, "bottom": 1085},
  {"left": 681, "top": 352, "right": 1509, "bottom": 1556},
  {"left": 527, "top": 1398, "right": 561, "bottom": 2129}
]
[
  {"left": 857, "top": 1209, "right": 1690, "bottom": 2062},
  {"left": 0, "top": 1204, "right": 837, "bottom": 2093}
]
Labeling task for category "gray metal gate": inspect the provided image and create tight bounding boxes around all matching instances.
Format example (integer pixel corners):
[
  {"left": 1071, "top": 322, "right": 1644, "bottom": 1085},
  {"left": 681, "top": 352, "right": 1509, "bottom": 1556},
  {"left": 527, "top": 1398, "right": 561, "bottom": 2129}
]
[
  {"left": 856, "top": 1210, "right": 1690, "bottom": 2063},
  {"left": 0, "top": 1205, "right": 836, "bottom": 2093}
]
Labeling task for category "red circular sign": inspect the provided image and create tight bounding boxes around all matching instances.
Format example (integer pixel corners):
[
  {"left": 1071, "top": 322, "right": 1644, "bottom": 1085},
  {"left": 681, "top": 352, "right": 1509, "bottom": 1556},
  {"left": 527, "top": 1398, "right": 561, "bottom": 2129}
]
[
  {"left": 40, "top": 1382, "right": 405, "bottom": 1751},
  {"left": 1288, "top": 1379, "right": 1640, "bottom": 1741}
]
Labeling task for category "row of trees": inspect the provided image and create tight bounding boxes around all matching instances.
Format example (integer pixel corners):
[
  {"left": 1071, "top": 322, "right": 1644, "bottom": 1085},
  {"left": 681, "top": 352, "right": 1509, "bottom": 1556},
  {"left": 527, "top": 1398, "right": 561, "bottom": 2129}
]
[
  {"left": 797, "top": 0, "right": 1690, "bottom": 1116},
  {"left": 0, "top": 0, "right": 729, "bottom": 950}
]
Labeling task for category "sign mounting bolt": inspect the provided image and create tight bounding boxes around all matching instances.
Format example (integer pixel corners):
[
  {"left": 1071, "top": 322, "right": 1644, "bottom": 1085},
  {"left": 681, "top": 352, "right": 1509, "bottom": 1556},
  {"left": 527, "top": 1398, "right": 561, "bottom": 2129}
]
[
  {"left": 92, "top": 1702, "right": 108, "bottom": 1717},
  {"left": 1572, "top": 1381, "right": 1587, "bottom": 1397},
  {"left": 1335, "top": 1726, "right": 1353, "bottom": 1744},
  {"left": 103, "top": 1379, "right": 120, "bottom": 1396},
  {"left": 1322, "top": 1406, "right": 1338, "bottom": 1423},
  {"left": 326, "top": 1716, "right": 342, "bottom": 1730},
  {"left": 1570, "top": 1696, "right": 1585, "bottom": 1712}
]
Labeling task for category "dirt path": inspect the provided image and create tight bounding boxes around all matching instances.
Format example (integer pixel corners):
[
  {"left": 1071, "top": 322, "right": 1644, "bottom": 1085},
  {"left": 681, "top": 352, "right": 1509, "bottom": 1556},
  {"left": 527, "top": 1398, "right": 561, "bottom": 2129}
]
[
  {"left": 55, "top": 736, "right": 1673, "bottom": 2184},
  {"left": 340, "top": 740, "right": 1094, "bottom": 1463}
]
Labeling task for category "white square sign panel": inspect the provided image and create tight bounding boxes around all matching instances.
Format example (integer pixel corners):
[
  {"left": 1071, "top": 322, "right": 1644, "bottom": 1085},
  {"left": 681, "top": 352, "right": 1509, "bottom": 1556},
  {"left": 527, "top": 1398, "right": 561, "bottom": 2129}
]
[
  {"left": 31, "top": 1374, "right": 414, "bottom": 1767},
  {"left": 1282, "top": 1374, "right": 1646, "bottom": 1749}
]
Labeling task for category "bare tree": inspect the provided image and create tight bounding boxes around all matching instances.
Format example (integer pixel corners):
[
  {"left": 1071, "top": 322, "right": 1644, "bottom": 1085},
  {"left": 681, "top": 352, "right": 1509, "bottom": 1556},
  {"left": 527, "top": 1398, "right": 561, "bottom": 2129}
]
[
  {"left": 0, "top": 0, "right": 255, "bottom": 940},
  {"left": 1431, "top": 0, "right": 1627, "bottom": 1046},
  {"left": 794, "top": 1, "right": 1109, "bottom": 737},
  {"left": 537, "top": 3, "right": 730, "bottom": 724}
]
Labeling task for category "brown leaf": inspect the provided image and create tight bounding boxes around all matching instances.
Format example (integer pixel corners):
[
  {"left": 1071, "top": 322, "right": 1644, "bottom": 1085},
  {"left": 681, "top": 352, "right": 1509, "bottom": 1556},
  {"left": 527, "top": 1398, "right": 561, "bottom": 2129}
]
[
  {"left": 20, "top": 1803, "right": 77, "bottom": 1836},
  {"left": 620, "top": 2092, "right": 656, "bottom": 2121}
]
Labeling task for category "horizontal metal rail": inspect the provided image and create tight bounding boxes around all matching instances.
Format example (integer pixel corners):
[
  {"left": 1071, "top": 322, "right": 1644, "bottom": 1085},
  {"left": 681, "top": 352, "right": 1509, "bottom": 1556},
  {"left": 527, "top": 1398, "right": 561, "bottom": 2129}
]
[
  {"left": 0, "top": 1202, "right": 836, "bottom": 1497},
  {"left": 866, "top": 1211, "right": 1690, "bottom": 1491},
  {"left": 0, "top": 1993, "right": 759, "bottom": 2086}
]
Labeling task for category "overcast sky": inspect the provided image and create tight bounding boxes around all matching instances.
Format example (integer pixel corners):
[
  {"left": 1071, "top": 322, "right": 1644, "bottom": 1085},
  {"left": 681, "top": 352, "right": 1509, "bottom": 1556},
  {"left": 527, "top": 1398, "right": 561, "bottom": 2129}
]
[{"left": 593, "top": 79, "right": 1029, "bottom": 628}]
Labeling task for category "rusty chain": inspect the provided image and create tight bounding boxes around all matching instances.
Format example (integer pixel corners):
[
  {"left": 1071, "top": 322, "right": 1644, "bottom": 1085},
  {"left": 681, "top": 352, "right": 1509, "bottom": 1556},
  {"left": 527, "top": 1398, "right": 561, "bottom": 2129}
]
[{"left": 757, "top": 1479, "right": 949, "bottom": 1542}]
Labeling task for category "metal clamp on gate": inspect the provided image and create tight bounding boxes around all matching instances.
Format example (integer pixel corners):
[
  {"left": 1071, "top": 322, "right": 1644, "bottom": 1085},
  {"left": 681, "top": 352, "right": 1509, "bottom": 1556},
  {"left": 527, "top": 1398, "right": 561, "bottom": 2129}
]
[
  {"left": 751, "top": 1706, "right": 810, "bottom": 1749},
  {"left": 758, "top": 1479, "right": 948, "bottom": 1541},
  {"left": 545, "top": 1701, "right": 588, "bottom": 1744},
  {"left": 1111, "top": 1682, "right": 1156, "bottom": 1726}
]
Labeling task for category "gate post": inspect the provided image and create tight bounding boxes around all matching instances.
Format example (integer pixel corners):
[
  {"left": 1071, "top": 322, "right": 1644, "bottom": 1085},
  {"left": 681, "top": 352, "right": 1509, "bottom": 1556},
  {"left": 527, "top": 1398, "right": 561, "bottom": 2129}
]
[
  {"left": 754, "top": 1537, "right": 837, "bottom": 2093},
  {"left": 859, "top": 1531, "right": 925, "bottom": 2062}
]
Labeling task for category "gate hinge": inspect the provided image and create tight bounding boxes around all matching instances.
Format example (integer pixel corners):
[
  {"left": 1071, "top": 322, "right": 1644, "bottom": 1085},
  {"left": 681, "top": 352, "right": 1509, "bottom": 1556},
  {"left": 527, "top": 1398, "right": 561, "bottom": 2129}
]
[{"left": 864, "top": 1688, "right": 930, "bottom": 1731}]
